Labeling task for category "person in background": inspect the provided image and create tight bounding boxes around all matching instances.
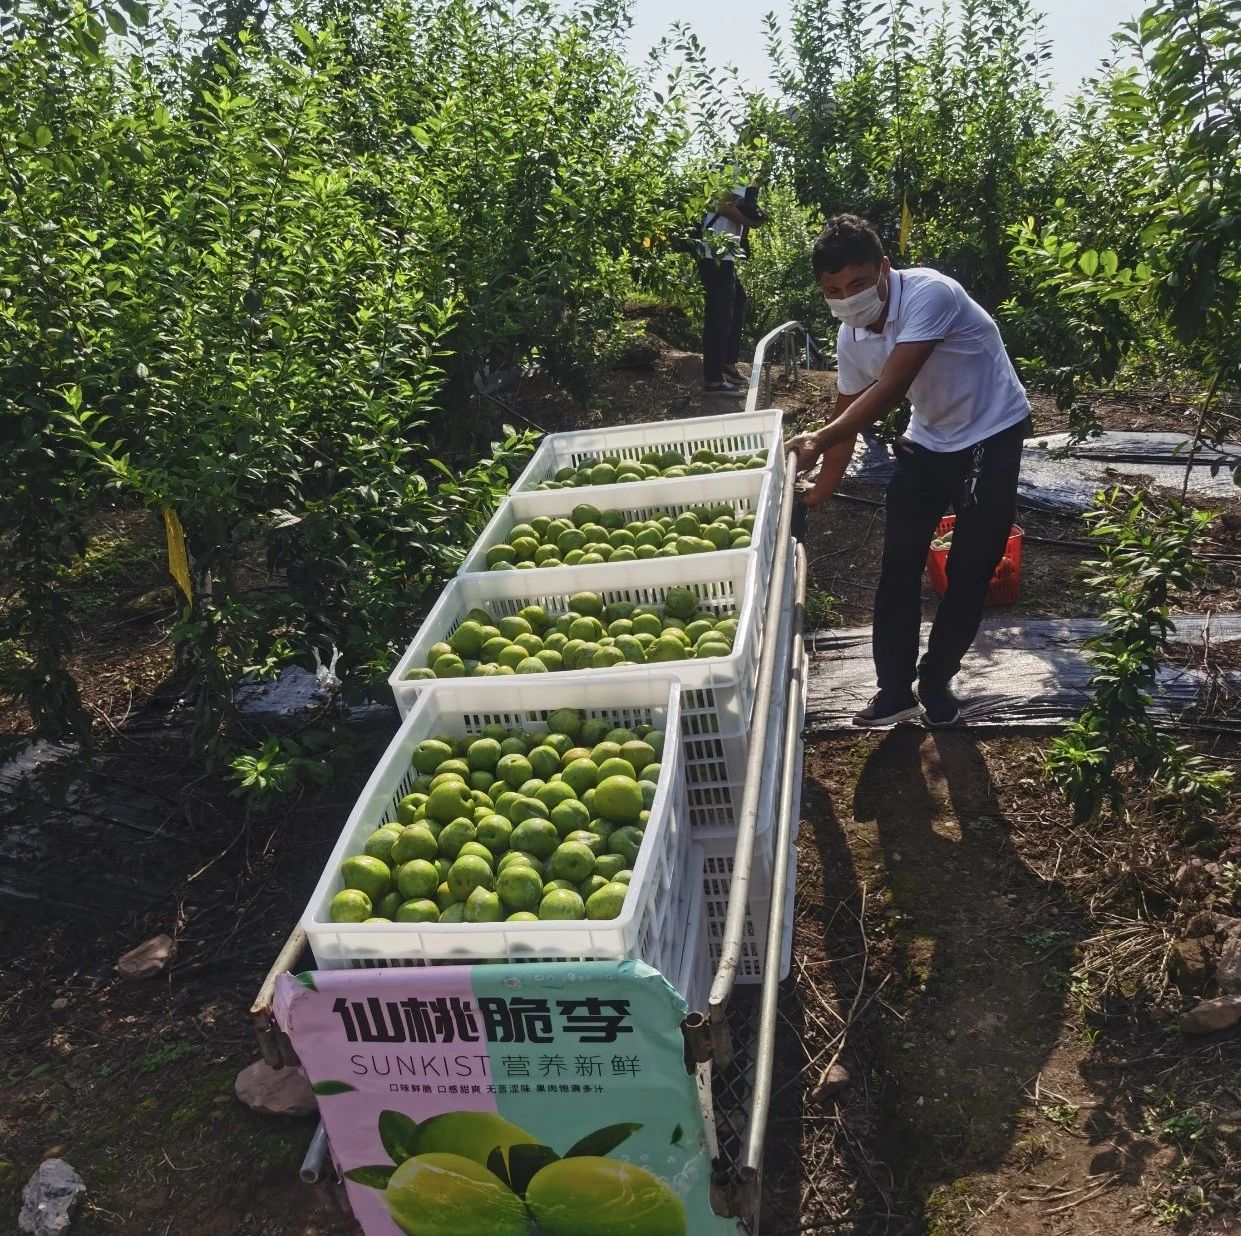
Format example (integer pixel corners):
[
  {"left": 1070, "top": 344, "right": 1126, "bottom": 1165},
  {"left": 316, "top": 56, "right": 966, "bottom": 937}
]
[
  {"left": 697, "top": 180, "right": 765, "bottom": 395},
  {"left": 788, "top": 214, "right": 1032, "bottom": 728}
]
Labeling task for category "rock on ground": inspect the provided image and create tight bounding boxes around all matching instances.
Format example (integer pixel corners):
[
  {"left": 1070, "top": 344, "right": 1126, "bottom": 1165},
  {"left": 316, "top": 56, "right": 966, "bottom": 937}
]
[
  {"left": 814, "top": 1063, "right": 851, "bottom": 1105},
  {"left": 116, "top": 934, "right": 174, "bottom": 980},
  {"left": 19, "top": 1159, "right": 85, "bottom": 1236},
  {"left": 1180, "top": 994, "right": 1241, "bottom": 1035},
  {"left": 234, "top": 1061, "right": 317, "bottom": 1117},
  {"left": 1217, "top": 925, "right": 1241, "bottom": 996}
]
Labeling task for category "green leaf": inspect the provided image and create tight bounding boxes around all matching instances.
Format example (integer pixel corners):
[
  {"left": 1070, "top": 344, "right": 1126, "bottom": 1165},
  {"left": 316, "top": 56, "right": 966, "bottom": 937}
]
[
  {"left": 378, "top": 1110, "right": 420, "bottom": 1164},
  {"left": 564, "top": 1123, "right": 642, "bottom": 1158},
  {"left": 311, "top": 1080, "right": 355, "bottom": 1095},
  {"left": 670, "top": 1123, "right": 683, "bottom": 1145},
  {"left": 1078, "top": 249, "right": 1099, "bottom": 276},
  {"left": 507, "top": 1143, "right": 559, "bottom": 1196},
  {"left": 295, "top": 971, "right": 317, "bottom": 990},
  {"left": 118, "top": 0, "right": 149, "bottom": 24},
  {"left": 344, "top": 1165, "right": 395, "bottom": 1189},
  {"left": 33, "top": 125, "right": 52, "bottom": 148}
]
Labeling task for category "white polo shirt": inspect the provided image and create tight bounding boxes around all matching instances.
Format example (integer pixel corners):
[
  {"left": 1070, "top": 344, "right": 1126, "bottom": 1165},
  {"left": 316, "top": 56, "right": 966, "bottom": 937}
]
[{"left": 835, "top": 267, "right": 1030, "bottom": 452}]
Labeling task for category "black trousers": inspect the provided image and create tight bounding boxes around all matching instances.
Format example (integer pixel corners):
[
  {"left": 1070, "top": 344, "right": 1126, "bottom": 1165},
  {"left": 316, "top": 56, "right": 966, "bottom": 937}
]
[
  {"left": 873, "top": 417, "right": 1028, "bottom": 691},
  {"left": 697, "top": 258, "right": 746, "bottom": 383}
]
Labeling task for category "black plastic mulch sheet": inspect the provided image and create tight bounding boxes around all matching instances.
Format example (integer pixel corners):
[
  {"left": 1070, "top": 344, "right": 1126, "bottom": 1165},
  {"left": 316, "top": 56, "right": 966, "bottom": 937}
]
[{"left": 845, "top": 431, "right": 1241, "bottom": 514}]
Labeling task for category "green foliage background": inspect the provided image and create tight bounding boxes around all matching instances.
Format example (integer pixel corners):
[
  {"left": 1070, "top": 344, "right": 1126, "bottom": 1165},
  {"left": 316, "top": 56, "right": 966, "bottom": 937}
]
[{"left": 0, "top": 0, "right": 1235, "bottom": 759}]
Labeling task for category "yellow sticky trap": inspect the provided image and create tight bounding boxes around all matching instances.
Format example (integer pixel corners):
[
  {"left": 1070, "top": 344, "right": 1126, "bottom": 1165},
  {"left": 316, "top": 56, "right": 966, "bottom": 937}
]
[
  {"left": 899, "top": 195, "right": 913, "bottom": 255},
  {"left": 163, "top": 509, "right": 192, "bottom": 602}
]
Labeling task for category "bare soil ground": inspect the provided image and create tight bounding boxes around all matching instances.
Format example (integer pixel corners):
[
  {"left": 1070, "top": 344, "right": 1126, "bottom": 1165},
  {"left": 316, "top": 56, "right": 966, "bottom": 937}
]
[
  {"left": 2, "top": 332, "right": 1238, "bottom": 1235},
  {"left": 761, "top": 731, "right": 1241, "bottom": 1236}
]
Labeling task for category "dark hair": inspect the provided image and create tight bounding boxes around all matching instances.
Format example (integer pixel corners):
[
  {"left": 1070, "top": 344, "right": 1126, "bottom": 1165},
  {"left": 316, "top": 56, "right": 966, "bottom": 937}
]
[{"left": 811, "top": 214, "right": 885, "bottom": 276}]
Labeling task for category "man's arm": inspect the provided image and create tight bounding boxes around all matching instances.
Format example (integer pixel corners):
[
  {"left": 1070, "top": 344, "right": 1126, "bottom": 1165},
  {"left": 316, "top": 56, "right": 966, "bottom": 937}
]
[
  {"left": 795, "top": 392, "right": 858, "bottom": 506},
  {"left": 715, "top": 198, "right": 764, "bottom": 228},
  {"left": 812, "top": 340, "right": 937, "bottom": 453}
]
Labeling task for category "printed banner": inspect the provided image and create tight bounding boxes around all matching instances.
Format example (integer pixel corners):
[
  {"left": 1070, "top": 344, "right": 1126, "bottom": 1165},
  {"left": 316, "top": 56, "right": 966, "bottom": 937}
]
[{"left": 274, "top": 959, "right": 737, "bottom": 1236}]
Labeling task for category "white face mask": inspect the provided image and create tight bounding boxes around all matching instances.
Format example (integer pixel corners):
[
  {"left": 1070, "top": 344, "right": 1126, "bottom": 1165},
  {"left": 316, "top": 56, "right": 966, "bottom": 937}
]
[{"left": 825, "top": 272, "right": 886, "bottom": 327}]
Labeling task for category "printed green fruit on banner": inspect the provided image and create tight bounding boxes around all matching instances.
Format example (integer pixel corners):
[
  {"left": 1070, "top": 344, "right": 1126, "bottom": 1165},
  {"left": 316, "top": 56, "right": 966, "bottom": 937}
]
[
  {"left": 525, "top": 1157, "right": 685, "bottom": 1236},
  {"left": 412, "top": 1112, "right": 539, "bottom": 1169},
  {"left": 594, "top": 776, "right": 643, "bottom": 823},
  {"left": 329, "top": 889, "right": 371, "bottom": 922},
  {"left": 342, "top": 855, "right": 392, "bottom": 904},
  {"left": 384, "top": 1152, "right": 531, "bottom": 1236}
]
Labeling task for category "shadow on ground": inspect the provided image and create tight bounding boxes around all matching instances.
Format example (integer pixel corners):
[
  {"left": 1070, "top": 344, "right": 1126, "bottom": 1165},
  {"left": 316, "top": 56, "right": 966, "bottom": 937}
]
[{"left": 789, "top": 728, "right": 1090, "bottom": 1235}]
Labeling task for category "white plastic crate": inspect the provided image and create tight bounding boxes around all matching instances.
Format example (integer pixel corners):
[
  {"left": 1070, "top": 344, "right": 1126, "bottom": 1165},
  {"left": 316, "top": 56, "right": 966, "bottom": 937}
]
[
  {"left": 390, "top": 552, "right": 764, "bottom": 748},
  {"left": 701, "top": 818, "right": 796, "bottom": 985},
  {"left": 698, "top": 695, "right": 804, "bottom": 985},
  {"left": 510, "top": 410, "right": 786, "bottom": 496},
  {"left": 302, "top": 676, "right": 689, "bottom": 970},
  {"left": 460, "top": 468, "right": 779, "bottom": 583},
  {"left": 678, "top": 537, "right": 797, "bottom": 830},
  {"left": 671, "top": 845, "right": 710, "bottom": 1012}
]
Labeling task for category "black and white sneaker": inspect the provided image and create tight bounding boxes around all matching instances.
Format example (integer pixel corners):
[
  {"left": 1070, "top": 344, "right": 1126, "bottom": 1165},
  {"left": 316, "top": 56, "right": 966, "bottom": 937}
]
[
  {"left": 852, "top": 688, "right": 922, "bottom": 728},
  {"left": 702, "top": 380, "right": 744, "bottom": 396},
  {"left": 918, "top": 681, "right": 962, "bottom": 727}
]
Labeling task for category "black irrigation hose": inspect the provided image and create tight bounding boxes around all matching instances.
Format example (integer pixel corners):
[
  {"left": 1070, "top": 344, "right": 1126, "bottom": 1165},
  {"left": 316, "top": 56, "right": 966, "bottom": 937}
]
[
  {"left": 828, "top": 492, "right": 1241, "bottom": 561},
  {"left": 476, "top": 384, "right": 550, "bottom": 436}
]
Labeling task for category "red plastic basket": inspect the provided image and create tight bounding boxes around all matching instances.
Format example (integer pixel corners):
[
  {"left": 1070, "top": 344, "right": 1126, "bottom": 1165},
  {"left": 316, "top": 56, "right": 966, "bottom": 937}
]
[{"left": 925, "top": 515, "right": 1023, "bottom": 606}]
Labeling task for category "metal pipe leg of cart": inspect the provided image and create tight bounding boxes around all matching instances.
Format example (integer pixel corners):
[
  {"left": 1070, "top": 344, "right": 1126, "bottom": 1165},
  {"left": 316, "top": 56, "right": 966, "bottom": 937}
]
[
  {"left": 739, "top": 544, "right": 807, "bottom": 1227},
  {"left": 299, "top": 1121, "right": 330, "bottom": 1184}
]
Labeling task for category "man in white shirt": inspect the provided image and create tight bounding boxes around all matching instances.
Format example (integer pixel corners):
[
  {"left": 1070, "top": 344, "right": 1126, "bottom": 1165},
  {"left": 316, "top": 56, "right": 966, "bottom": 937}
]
[{"left": 789, "top": 214, "right": 1032, "bottom": 727}]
